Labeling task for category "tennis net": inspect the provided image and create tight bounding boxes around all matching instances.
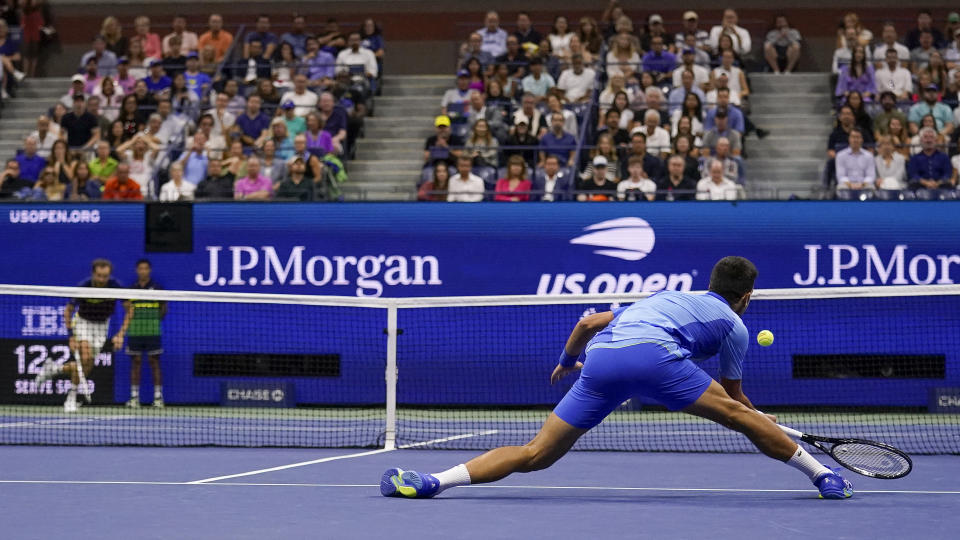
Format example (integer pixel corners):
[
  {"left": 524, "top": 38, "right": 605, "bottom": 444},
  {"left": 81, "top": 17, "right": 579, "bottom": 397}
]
[{"left": 0, "top": 284, "right": 958, "bottom": 453}]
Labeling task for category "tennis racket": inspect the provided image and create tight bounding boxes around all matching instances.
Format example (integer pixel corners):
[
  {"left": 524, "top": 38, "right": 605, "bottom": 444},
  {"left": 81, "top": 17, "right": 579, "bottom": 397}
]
[
  {"left": 73, "top": 348, "right": 92, "bottom": 404},
  {"left": 777, "top": 424, "right": 913, "bottom": 479}
]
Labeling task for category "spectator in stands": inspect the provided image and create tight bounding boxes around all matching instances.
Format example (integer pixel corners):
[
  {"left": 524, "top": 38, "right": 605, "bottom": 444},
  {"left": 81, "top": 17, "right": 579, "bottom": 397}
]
[
  {"left": 462, "top": 57, "right": 485, "bottom": 93},
  {"left": 582, "top": 132, "right": 619, "bottom": 182},
  {"left": 836, "top": 45, "right": 875, "bottom": 103},
  {"left": 576, "top": 155, "right": 616, "bottom": 201},
  {"left": 655, "top": 154, "right": 696, "bottom": 201},
  {"left": 909, "top": 114, "right": 944, "bottom": 155},
  {"left": 623, "top": 132, "right": 664, "bottom": 181},
  {"left": 81, "top": 59, "right": 102, "bottom": 97},
  {"left": 0, "top": 159, "right": 33, "bottom": 198},
  {"left": 831, "top": 27, "right": 859, "bottom": 75},
  {"left": 280, "top": 14, "right": 310, "bottom": 58},
  {"left": 668, "top": 70, "right": 705, "bottom": 114},
  {"left": 493, "top": 154, "right": 532, "bottom": 202},
  {"left": 911, "top": 31, "right": 938, "bottom": 73},
  {"left": 80, "top": 35, "right": 117, "bottom": 76},
  {"left": 634, "top": 109, "right": 671, "bottom": 159},
  {"left": 47, "top": 140, "right": 74, "bottom": 186},
  {"left": 876, "top": 135, "right": 907, "bottom": 190},
  {"left": 60, "top": 74, "right": 86, "bottom": 108},
  {"left": 100, "top": 16, "right": 127, "bottom": 57},
  {"left": 504, "top": 115, "right": 539, "bottom": 169},
  {"left": 565, "top": 35, "right": 595, "bottom": 67},
  {"left": 316, "top": 18, "right": 346, "bottom": 56},
  {"left": 111, "top": 58, "right": 135, "bottom": 95},
  {"left": 712, "top": 137, "right": 742, "bottom": 182},
  {"left": 836, "top": 12, "right": 872, "bottom": 50},
  {"left": 671, "top": 94, "right": 704, "bottom": 141},
  {"left": 298, "top": 114, "right": 332, "bottom": 162},
  {"left": 208, "top": 93, "right": 235, "bottom": 140},
  {"left": 598, "top": 73, "right": 634, "bottom": 116},
  {"left": 696, "top": 158, "right": 739, "bottom": 200},
  {"left": 459, "top": 32, "right": 494, "bottom": 69},
  {"left": 618, "top": 155, "right": 656, "bottom": 201},
  {"left": 945, "top": 29, "right": 960, "bottom": 69},
  {"left": 259, "top": 140, "right": 287, "bottom": 188},
  {"left": 157, "top": 161, "right": 194, "bottom": 201},
  {"left": 548, "top": 16, "right": 575, "bottom": 59},
  {"left": 673, "top": 47, "right": 709, "bottom": 90},
  {"left": 907, "top": 127, "right": 952, "bottom": 191},
  {"left": 834, "top": 128, "right": 875, "bottom": 192},
  {"left": 132, "top": 16, "right": 161, "bottom": 60},
  {"left": 845, "top": 90, "right": 873, "bottom": 134},
  {"left": 233, "top": 156, "right": 272, "bottom": 200},
  {"left": 873, "top": 91, "right": 908, "bottom": 139},
  {"left": 539, "top": 113, "right": 576, "bottom": 167},
  {"left": 242, "top": 15, "right": 277, "bottom": 60},
  {"left": 279, "top": 101, "right": 305, "bottom": 139},
  {"left": 61, "top": 94, "right": 100, "bottom": 151},
  {"left": 15, "top": 135, "right": 46, "bottom": 182},
  {"left": 557, "top": 54, "right": 595, "bottom": 103},
  {"left": 418, "top": 161, "right": 451, "bottom": 202},
  {"left": 423, "top": 115, "right": 462, "bottom": 166},
  {"left": 280, "top": 74, "right": 318, "bottom": 117},
  {"left": 219, "top": 79, "right": 246, "bottom": 116},
  {"left": 605, "top": 33, "right": 640, "bottom": 79},
  {"left": 642, "top": 36, "right": 677, "bottom": 84},
  {"left": 126, "top": 39, "right": 150, "bottom": 81},
  {"left": 290, "top": 134, "right": 324, "bottom": 180},
  {"left": 521, "top": 57, "right": 554, "bottom": 102},
  {"left": 234, "top": 94, "right": 270, "bottom": 151},
  {"left": 273, "top": 155, "right": 314, "bottom": 201},
  {"left": 258, "top": 118, "right": 294, "bottom": 161},
  {"left": 886, "top": 116, "right": 911, "bottom": 158},
  {"left": 163, "top": 15, "right": 197, "bottom": 57},
  {"left": 195, "top": 158, "right": 234, "bottom": 199},
  {"left": 579, "top": 17, "right": 603, "bottom": 56},
  {"left": 875, "top": 48, "right": 913, "bottom": 101},
  {"left": 712, "top": 50, "right": 749, "bottom": 105},
  {"left": 464, "top": 118, "right": 499, "bottom": 168},
  {"left": 25, "top": 167, "right": 66, "bottom": 201},
  {"left": 169, "top": 72, "right": 199, "bottom": 118},
  {"left": 318, "top": 91, "right": 348, "bottom": 153},
  {"left": 30, "top": 115, "right": 60, "bottom": 159},
  {"left": 909, "top": 83, "right": 954, "bottom": 136},
  {"left": 116, "top": 94, "right": 144, "bottom": 139},
  {"left": 102, "top": 162, "right": 142, "bottom": 199},
  {"left": 926, "top": 51, "right": 950, "bottom": 90},
  {"left": 598, "top": 109, "right": 630, "bottom": 146},
  {"left": 511, "top": 93, "right": 547, "bottom": 137},
  {"left": 336, "top": 31, "right": 378, "bottom": 93},
  {"left": 478, "top": 11, "right": 508, "bottom": 58},
  {"left": 155, "top": 99, "right": 188, "bottom": 147},
  {"left": 69, "top": 161, "right": 100, "bottom": 200},
  {"left": 872, "top": 23, "right": 910, "bottom": 69},
  {"left": 672, "top": 134, "right": 701, "bottom": 178},
  {"left": 531, "top": 154, "right": 571, "bottom": 201},
  {"left": 447, "top": 155, "right": 484, "bottom": 202},
  {"left": 177, "top": 131, "right": 208, "bottom": 184},
  {"left": 710, "top": 9, "right": 751, "bottom": 58},
  {"left": 545, "top": 93, "right": 577, "bottom": 136},
  {"left": 144, "top": 59, "right": 171, "bottom": 95},
  {"left": 241, "top": 40, "right": 272, "bottom": 85},
  {"left": 676, "top": 11, "right": 709, "bottom": 52},
  {"left": 198, "top": 14, "right": 233, "bottom": 63},
  {"left": 906, "top": 10, "right": 946, "bottom": 51},
  {"left": 702, "top": 109, "right": 742, "bottom": 157},
  {"left": 441, "top": 70, "right": 471, "bottom": 116},
  {"left": 94, "top": 77, "right": 122, "bottom": 123},
  {"left": 88, "top": 140, "right": 117, "bottom": 180},
  {"left": 182, "top": 53, "right": 210, "bottom": 99},
  {"left": 764, "top": 15, "right": 801, "bottom": 74},
  {"left": 514, "top": 12, "right": 541, "bottom": 53},
  {"left": 116, "top": 135, "right": 158, "bottom": 197}
]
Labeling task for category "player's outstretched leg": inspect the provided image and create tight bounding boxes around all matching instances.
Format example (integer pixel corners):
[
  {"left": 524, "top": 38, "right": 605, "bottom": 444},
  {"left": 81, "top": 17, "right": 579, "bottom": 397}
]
[
  {"left": 683, "top": 380, "right": 852, "bottom": 499},
  {"left": 381, "top": 413, "right": 587, "bottom": 498}
]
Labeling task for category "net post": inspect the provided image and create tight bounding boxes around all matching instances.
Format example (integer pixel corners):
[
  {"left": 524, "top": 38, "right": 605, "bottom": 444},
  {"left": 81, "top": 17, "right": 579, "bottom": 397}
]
[{"left": 384, "top": 303, "right": 398, "bottom": 450}]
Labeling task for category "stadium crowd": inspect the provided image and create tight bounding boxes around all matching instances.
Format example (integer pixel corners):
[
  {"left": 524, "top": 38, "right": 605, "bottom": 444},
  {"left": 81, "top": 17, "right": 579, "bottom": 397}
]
[
  {"left": 419, "top": 6, "right": 790, "bottom": 202},
  {"left": 0, "top": 12, "right": 384, "bottom": 201},
  {"left": 827, "top": 9, "right": 960, "bottom": 199}
]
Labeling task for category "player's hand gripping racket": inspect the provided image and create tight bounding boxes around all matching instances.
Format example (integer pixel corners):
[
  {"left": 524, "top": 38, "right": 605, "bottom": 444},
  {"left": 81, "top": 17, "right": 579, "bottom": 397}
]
[
  {"left": 73, "top": 348, "right": 92, "bottom": 404},
  {"left": 777, "top": 423, "right": 913, "bottom": 479}
]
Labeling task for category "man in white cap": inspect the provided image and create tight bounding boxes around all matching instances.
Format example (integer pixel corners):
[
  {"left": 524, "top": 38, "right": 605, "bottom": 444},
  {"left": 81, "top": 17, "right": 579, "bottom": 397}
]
[
  {"left": 675, "top": 11, "right": 710, "bottom": 52},
  {"left": 61, "top": 75, "right": 88, "bottom": 109}
]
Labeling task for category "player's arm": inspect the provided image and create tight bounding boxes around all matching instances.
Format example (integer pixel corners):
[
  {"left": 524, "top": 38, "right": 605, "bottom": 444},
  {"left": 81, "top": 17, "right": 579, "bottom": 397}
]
[
  {"left": 718, "top": 324, "right": 777, "bottom": 422},
  {"left": 551, "top": 311, "right": 615, "bottom": 384},
  {"left": 64, "top": 301, "right": 77, "bottom": 350},
  {"left": 113, "top": 300, "right": 135, "bottom": 349}
]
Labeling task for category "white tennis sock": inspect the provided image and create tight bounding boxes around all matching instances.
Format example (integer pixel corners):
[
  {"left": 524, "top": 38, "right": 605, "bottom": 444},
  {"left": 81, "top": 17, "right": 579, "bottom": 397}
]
[
  {"left": 786, "top": 446, "right": 832, "bottom": 482},
  {"left": 154, "top": 385, "right": 163, "bottom": 399},
  {"left": 130, "top": 386, "right": 139, "bottom": 399},
  {"left": 433, "top": 464, "right": 471, "bottom": 492}
]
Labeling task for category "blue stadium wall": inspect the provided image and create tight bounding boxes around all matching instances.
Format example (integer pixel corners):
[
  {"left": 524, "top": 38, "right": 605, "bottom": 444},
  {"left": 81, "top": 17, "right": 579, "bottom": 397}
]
[{"left": 1, "top": 202, "right": 959, "bottom": 407}]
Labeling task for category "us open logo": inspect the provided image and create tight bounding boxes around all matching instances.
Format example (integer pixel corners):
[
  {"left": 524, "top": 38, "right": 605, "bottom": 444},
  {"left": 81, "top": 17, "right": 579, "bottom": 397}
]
[{"left": 569, "top": 217, "right": 656, "bottom": 261}]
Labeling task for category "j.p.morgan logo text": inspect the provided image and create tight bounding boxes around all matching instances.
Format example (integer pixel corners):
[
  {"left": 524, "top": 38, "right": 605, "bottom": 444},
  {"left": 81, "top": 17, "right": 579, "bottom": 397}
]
[
  {"left": 195, "top": 246, "right": 441, "bottom": 297},
  {"left": 794, "top": 244, "right": 960, "bottom": 286}
]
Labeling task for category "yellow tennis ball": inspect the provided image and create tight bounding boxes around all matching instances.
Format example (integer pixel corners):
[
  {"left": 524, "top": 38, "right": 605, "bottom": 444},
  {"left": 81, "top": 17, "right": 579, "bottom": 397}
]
[{"left": 757, "top": 330, "right": 774, "bottom": 347}]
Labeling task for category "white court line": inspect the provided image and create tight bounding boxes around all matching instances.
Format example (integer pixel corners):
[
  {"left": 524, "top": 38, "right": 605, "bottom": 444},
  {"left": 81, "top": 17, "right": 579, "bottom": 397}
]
[
  {"left": 185, "top": 429, "right": 500, "bottom": 484},
  {"left": 1, "top": 479, "right": 958, "bottom": 495}
]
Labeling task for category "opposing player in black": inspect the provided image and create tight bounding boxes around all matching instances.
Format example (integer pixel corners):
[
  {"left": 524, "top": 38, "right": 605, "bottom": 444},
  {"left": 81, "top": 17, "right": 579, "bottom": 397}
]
[
  {"left": 36, "top": 258, "right": 132, "bottom": 412},
  {"left": 125, "top": 259, "right": 167, "bottom": 408}
]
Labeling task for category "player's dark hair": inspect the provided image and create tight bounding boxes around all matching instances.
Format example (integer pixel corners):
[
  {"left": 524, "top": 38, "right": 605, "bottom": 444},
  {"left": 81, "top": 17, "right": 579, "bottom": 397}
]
[
  {"left": 136, "top": 258, "right": 151, "bottom": 267},
  {"left": 91, "top": 258, "right": 113, "bottom": 272},
  {"left": 708, "top": 256, "right": 757, "bottom": 305}
]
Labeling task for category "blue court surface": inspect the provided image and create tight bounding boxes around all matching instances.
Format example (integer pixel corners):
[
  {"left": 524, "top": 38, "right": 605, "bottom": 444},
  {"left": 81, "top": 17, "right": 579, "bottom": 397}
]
[{"left": 1, "top": 446, "right": 957, "bottom": 539}]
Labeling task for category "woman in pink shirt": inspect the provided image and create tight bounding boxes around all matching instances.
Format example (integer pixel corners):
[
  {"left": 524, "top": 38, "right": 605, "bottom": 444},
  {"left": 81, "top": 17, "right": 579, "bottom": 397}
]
[
  {"left": 494, "top": 154, "right": 532, "bottom": 201},
  {"left": 233, "top": 156, "right": 273, "bottom": 200},
  {"left": 134, "top": 16, "right": 163, "bottom": 60}
]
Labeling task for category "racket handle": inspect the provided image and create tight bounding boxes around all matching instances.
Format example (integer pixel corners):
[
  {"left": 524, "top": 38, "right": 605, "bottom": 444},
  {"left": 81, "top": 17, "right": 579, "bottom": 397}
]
[{"left": 776, "top": 424, "right": 804, "bottom": 439}]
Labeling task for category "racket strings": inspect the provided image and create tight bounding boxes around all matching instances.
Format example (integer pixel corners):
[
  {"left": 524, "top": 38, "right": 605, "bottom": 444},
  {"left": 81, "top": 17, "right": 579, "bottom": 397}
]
[{"left": 831, "top": 442, "right": 911, "bottom": 478}]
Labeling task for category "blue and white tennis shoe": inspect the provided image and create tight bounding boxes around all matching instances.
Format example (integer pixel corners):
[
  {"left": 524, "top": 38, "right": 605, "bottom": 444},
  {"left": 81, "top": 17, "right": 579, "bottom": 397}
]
[{"left": 380, "top": 468, "right": 440, "bottom": 498}]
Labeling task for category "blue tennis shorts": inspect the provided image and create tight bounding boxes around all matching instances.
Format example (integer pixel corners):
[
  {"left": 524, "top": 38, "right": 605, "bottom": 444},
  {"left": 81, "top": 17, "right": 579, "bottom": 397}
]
[{"left": 553, "top": 341, "right": 713, "bottom": 429}]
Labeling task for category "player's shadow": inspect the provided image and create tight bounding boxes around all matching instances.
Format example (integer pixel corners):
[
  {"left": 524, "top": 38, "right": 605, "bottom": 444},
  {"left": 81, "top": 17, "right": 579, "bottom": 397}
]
[{"left": 434, "top": 492, "right": 818, "bottom": 505}]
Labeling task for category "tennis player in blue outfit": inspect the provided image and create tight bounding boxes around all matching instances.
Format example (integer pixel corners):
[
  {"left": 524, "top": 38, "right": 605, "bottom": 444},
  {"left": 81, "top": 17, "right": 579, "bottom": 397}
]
[{"left": 381, "top": 256, "right": 854, "bottom": 500}]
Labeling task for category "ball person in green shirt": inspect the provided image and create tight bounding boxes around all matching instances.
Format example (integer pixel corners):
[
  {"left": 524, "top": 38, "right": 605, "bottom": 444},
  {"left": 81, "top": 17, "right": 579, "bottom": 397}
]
[{"left": 125, "top": 259, "right": 167, "bottom": 408}]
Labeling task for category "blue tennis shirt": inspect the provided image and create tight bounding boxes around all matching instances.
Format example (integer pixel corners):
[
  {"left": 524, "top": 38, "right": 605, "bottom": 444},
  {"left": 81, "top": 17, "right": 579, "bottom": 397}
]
[{"left": 586, "top": 291, "right": 748, "bottom": 380}]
